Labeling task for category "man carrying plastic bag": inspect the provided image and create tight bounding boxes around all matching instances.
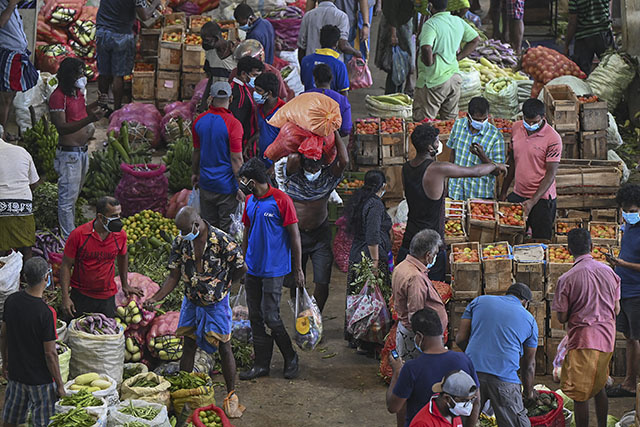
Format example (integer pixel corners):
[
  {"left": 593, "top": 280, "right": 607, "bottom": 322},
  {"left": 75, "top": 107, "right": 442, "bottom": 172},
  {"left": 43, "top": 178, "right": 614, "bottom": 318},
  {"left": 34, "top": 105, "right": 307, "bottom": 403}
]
[{"left": 144, "top": 206, "right": 247, "bottom": 418}]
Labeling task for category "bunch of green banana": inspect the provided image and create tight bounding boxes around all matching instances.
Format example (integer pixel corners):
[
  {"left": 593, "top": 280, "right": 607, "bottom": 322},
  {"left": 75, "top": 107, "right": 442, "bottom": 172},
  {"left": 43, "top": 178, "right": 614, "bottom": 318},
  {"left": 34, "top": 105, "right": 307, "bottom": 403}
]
[
  {"left": 49, "top": 7, "right": 77, "bottom": 25},
  {"left": 82, "top": 122, "right": 151, "bottom": 201},
  {"left": 22, "top": 117, "right": 58, "bottom": 182},
  {"left": 162, "top": 118, "right": 193, "bottom": 193}
]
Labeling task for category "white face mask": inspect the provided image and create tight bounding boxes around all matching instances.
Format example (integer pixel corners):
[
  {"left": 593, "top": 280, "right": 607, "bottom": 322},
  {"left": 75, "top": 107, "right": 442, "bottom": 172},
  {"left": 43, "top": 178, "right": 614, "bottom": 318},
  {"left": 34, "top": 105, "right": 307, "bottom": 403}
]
[
  {"left": 449, "top": 397, "right": 473, "bottom": 417},
  {"left": 304, "top": 170, "right": 321, "bottom": 182},
  {"left": 75, "top": 76, "right": 87, "bottom": 90}
]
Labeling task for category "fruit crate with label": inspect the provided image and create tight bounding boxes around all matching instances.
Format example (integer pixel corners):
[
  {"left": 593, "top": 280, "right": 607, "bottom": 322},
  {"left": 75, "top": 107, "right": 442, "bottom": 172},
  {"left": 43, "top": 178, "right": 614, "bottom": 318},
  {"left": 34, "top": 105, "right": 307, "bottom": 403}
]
[
  {"left": 578, "top": 95, "right": 607, "bottom": 131},
  {"left": 554, "top": 217, "right": 583, "bottom": 244},
  {"left": 132, "top": 62, "right": 156, "bottom": 101},
  {"left": 528, "top": 300, "right": 546, "bottom": 345},
  {"left": 158, "top": 28, "right": 183, "bottom": 71},
  {"left": 467, "top": 199, "right": 497, "bottom": 243},
  {"left": 188, "top": 15, "right": 212, "bottom": 33},
  {"left": 588, "top": 221, "right": 620, "bottom": 245},
  {"left": 497, "top": 202, "right": 526, "bottom": 244},
  {"left": 450, "top": 242, "right": 481, "bottom": 299},
  {"left": 544, "top": 84, "right": 579, "bottom": 132},
  {"left": 481, "top": 242, "right": 513, "bottom": 295},
  {"left": 156, "top": 70, "right": 180, "bottom": 102},
  {"left": 379, "top": 117, "right": 406, "bottom": 165},
  {"left": 580, "top": 130, "right": 607, "bottom": 160},
  {"left": 183, "top": 33, "right": 205, "bottom": 72},
  {"left": 164, "top": 12, "right": 186, "bottom": 31},
  {"left": 445, "top": 200, "right": 467, "bottom": 245},
  {"left": 546, "top": 244, "right": 574, "bottom": 300},
  {"left": 354, "top": 119, "right": 380, "bottom": 166},
  {"left": 591, "top": 245, "right": 619, "bottom": 264},
  {"left": 512, "top": 244, "right": 546, "bottom": 301}
]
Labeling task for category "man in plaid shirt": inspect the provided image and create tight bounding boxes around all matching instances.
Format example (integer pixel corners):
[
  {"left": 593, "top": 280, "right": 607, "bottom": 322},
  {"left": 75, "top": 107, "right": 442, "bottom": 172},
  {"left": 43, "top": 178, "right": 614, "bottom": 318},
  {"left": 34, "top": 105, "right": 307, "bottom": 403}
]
[{"left": 447, "top": 97, "right": 505, "bottom": 200}]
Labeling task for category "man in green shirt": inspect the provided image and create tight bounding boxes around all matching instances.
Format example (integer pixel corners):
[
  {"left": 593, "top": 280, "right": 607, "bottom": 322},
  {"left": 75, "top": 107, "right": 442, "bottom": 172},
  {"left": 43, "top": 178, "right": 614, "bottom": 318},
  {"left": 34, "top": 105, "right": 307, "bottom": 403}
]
[
  {"left": 413, "top": 0, "right": 480, "bottom": 122},
  {"left": 564, "top": 0, "right": 613, "bottom": 75}
]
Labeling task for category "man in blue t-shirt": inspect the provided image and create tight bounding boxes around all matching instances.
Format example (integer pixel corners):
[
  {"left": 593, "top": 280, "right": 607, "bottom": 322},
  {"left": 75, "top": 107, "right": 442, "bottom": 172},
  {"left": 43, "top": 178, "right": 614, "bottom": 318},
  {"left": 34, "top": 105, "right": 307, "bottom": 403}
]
[
  {"left": 238, "top": 158, "right": 305, "bottom": 381},
  {"left": 300, "top": 25, "right": 350, "bottom": 95},
  {"left": 254, "top": 72, "right": 286, "bottom": 169},
  {"left": 234, "top": 3, "right": 275, "bottom": 65},
  {"left": 305, "top": 63, "right": 352, "bottom": 136},
  {"left": 387, "top": 308, "right": 480, "bottom": 427},
  {"left": 607, "top": 184, "right": 640, "bottom": 398},
  {"left": 456, "top": 283, "right": 538, "bottom": 427}
]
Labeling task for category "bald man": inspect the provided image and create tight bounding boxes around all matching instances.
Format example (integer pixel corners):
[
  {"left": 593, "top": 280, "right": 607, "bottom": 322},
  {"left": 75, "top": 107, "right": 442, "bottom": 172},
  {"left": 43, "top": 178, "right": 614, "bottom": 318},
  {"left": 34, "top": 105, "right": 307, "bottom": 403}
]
[{"left": 145, "top": 207, "right": 247, "bottom": 417}]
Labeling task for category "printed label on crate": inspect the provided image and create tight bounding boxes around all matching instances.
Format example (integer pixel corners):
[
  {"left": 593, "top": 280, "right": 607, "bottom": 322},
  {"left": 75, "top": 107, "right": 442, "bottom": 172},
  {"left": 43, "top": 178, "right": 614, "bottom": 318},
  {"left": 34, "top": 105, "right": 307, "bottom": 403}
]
[{"left": 164, "top": 80, "right": 174, "bottom": 88}]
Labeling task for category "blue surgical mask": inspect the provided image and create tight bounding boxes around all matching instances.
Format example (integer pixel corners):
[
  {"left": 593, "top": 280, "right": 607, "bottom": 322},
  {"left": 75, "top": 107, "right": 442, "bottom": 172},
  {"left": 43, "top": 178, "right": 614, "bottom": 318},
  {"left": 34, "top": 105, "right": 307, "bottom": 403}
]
[
  {"left": 523, "top": 120, "right": 542, "bottom": 132},
  {"left": 248, "top": 76, "right": 256, "bottom": 88},
  {"left": 46, "top": 269, "right": 52, "bottom": 288},
  {"left": 414, "top": 334, "right": 424, "bottom": 354},
  {"left": 182, "top": 223, "right": 200, "bottom": 241},
  {"left": 426, "top": 254, "right": 436, "bottom": 270},
  {"left": 239, "top": 24, "right": 250, "bottom": 31},
  {"left": 469, "top": 117, "right": 486, "bottom": 131},
  {"left": 253, "top": 91, "right": 267, "bottom": 104},
  {"left": 304, "top": 170, "right": 321, "bottom": 182},
  {"left": 623, "top": 211, "right": 640, "bottom": 225}
]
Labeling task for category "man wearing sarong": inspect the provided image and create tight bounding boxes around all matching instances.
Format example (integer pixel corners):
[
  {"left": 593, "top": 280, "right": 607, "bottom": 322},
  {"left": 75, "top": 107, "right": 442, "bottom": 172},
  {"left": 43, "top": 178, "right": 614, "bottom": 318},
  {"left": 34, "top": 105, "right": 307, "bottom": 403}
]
[
  {"left": 552, "top": 227, "right": 620, "bottom": 427},
  {"left": 145, "top": 206, "right": 247, "bottom": 418}
]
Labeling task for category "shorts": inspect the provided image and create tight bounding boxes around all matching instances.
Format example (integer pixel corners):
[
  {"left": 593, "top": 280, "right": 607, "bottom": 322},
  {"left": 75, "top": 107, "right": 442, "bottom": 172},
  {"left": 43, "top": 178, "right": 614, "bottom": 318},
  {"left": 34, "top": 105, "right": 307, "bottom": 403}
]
[
  {"left": 2, "top": 380, "right": 56, "bottom": 427},
  {"left": 176, "top": 295, "right": 232, "bottom": 354},
  {"left": 505, "top": 0, "right": 524, "bottom": 20},
  {"left": 616, "top": 296, "right": 640, "bottom": 340},
  {"left": 284, "top": 220, "right": 333, "bottom": 288},
  {"left": 199, "top": 188, "right": 239, "bottom": 234},
  {"left": 478, "top": 372, "right": 531, "bottom": 427},
  {"left": 561, "top": 348, "right": 612, "bottom": 401},
  {"left": 0, "top": 214, "right": 35, "bottom": 251},
  {"left": 0, "top": 47, "right": 38, "bottom": 92},
  {"left": 413, "top": 73, "right": 462, "bottom": 122},
  {"left": 507, "top": 193, "right": 556, "bottom": 240},
  {"left": 96, "top": 28, "right": 135, "bottom": 77},
  {"left": 573, "top": 30, "right": 614, "bottom": 75}
]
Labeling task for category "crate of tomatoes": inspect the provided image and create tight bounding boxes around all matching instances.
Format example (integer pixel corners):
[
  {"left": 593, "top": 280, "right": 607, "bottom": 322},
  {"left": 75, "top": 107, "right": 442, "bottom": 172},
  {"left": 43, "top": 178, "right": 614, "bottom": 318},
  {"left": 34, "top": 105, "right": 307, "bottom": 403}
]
[
  {"left": 354, "top": 118, "right": 380, "bottom": 166},
  {"left": 588, "top": 221, "right": 620, "bottom": 246},
  {"left": 183, "top": 33, "right": 204, "bottom": 72},
  {"left": 379, "top": 117, "right": 405, "bottom": 165},
  {"left": 546, "top": 244, "right": 574, "bottom": 299},
  {"left": 450, "top": 242, "right": 481, "bottom": 299},
  {"left": 467, "top": 199, "right": 497, "bottom": 243},
  {"left": 188, "top": 15, "right": 212, "bottom": 33},
  {"left": 554, "top": 217, "right": 582, "bottom": 244},
  {"left": 445, "top": 200, "right": 467, "bottom": 245},
  {"left": 496, "top": 202, "right": 526, "bottom": 244},
  {"left": 481, "top": 242, "right": 513, "bottom": 295}
]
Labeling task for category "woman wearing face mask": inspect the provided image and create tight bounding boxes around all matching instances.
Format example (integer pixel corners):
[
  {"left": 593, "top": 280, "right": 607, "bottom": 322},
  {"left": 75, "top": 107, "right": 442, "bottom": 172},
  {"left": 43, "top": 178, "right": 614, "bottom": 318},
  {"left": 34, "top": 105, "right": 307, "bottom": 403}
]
[
  {"left": 49, "top": 58, "right": 107, "bottom": 239},
  {"left": 344, "top": 169, "right": 393, "bottom": 354},
  {"left": 254, "top": 72, "right": 286, "bottom": 170}
]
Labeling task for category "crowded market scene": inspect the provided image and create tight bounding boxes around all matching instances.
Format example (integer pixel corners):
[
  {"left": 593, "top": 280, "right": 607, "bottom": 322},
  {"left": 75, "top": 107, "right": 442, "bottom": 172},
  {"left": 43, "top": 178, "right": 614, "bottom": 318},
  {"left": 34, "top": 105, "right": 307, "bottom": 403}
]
[{"left": 1, "top": 0, "right": 640, "bottom": 423}]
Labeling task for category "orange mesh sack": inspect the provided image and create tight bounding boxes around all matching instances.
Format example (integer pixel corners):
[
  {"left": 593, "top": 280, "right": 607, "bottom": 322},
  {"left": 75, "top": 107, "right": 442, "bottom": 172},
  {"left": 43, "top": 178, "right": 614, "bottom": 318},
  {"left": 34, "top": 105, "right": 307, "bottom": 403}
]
[{"left": 267, "top": 92, "right": 342, "bottom": 137}]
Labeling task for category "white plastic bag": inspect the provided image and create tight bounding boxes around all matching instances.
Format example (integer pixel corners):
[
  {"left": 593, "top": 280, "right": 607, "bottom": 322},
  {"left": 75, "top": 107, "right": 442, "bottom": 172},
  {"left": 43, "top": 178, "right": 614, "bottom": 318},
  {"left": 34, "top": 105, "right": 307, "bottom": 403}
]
[
  {"left": 484, "top": 77, "right": 519, "bottom": 119},
  {"left": 458, "top": 69, "right": 482, "bottom": 111},
  {"left": 12, "top": 72, "right": 56, "bottom": 132},
  {"left": 67, "top": 320, "right": 125, "bottom": 385},
  {"left": 587, "top": 52, "right": 637, "bottom": 111},
  {"left": 609, "top": 150, "right": 629, "bottom": 183},
  {"left": 606, "top": 113, "right": 624, "bottom": 148},
  {"left": 188, "top": 186, "right": 201, "bottom": 214},
  {"left": 283, "top": 65, "right": 304, "bottom": 96},
  {"left": 0, "top": 250, "right": 22, "bottom": 321},
  {"left": 292, "top": 287, "right": 322, "bottom": 351},
  {"left": 107, "top": 399, "right": 171, "bottom": 427},
  {"left": 232, "top": 284, "right": 251, "bottom": 342},
  {"left": 64, "top": 374, "right": 120, "bottom": 407}
]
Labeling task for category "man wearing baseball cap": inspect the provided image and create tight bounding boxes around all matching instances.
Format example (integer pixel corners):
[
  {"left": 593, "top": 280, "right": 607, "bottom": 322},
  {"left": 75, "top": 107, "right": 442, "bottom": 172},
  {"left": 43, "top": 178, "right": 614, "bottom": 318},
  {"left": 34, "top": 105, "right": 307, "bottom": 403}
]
[
  {"left": 192, "top": 81, "right": 245, "bottom": 233},
  {"left": 455, "top": 283, "right": 538, "bottom": 427},
  {"left": 409, "top": 370, "right": 477, "bottom": 427}
]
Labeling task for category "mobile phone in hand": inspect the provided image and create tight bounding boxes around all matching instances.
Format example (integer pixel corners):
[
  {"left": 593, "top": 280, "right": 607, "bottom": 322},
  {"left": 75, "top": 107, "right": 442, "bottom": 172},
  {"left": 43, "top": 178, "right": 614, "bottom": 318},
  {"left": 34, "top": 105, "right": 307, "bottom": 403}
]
[{"left": 391, "top": 349, "right": 399, "bottom": 360}]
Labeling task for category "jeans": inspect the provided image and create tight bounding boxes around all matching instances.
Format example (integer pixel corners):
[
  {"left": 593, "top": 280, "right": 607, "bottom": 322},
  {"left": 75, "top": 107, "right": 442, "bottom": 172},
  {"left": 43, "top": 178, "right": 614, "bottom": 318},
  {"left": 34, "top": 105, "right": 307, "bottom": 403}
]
[
  {"left": 245, "top": 274, "right": 288, "bottom": 339},
  {"left": 345, "top": 5, "right": 374, "bottom": 62},
  {"left": 54, "top": 149, "right": 89, "bottom": 239}
]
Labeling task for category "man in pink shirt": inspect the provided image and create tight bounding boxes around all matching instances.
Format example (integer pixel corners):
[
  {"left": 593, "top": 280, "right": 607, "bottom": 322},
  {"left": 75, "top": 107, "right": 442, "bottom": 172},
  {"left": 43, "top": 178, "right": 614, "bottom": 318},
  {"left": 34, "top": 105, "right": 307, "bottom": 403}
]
[
  {"left": 499, "top": 99, "right": 562, "bottom": 240},
  {"left": 552, "top": 228, "right": 620, "bottom": 427}
]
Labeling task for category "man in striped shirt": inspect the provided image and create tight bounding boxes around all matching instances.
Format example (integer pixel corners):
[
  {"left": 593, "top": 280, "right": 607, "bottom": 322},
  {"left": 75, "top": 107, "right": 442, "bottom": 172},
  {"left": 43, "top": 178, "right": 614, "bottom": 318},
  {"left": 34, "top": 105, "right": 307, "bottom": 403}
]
[
  {"left": 447, "top": 97, "right": 505, "bottom": 200},
  {"left": 564, "top": 0, "right": 613, "bottom": 74}
]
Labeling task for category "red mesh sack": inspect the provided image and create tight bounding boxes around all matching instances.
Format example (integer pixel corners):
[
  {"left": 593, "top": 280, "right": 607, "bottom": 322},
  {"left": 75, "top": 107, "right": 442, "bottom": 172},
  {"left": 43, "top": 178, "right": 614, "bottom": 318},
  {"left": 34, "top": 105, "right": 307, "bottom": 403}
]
[
  {"left": 37, "top": 20, "right": 68, "bottom": 44},
  {"left": 36, "top": 43, "right": 75, "bottom": 74},
  {"left": 115, "top": 164, "right": 168, "bottom": 217},
  {"left": 332, "top": 216, "right": 352, "bottom": 273},
  {"left": 265, "top": 122, "right": 336, "bottom": 162},
  {"left": 379, "top": 321, "right": 398, "bottom": 384},
  {"left": 529, "top": 390, "right": 565, "bottom": 427},
  {"left": 188, "top": 404, "right": 233, "bottom": 427}
]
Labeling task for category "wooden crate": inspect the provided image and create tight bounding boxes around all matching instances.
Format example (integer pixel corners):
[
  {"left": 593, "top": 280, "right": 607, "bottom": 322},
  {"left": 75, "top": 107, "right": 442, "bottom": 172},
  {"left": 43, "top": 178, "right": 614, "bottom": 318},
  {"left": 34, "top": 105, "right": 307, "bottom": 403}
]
[
  {"left": 482, "top": 241, "right": 513, "bottom": 295},
  {"left": 588, "top": 221, "right": 620, "bottom": 245},
  {"left": 513, "top": 244, "right": 546, "bottom": 301},
  {"left": 580, "top": 130, "right": 607, "bottom": 160},
  {"left": 560, "top": 132, "right": 579, "bottom": 159},
  {"left": 445, "top": 217, "right": 467, "bottom": 245},
  {"left": 354, "top": 119, "right": 380, "bottom": 166},
  {"left": 382, "top": 165, "right": 403, "bottom": 199},
  {"left": 132, "top": 66, "right": 155, "bottom": 101},
  {"left": 546, "top": 244, "right": 574, "bottom": 299},
  {"left": 467, "top": 199, "right": 497, "bottom": 244},
  {"left": 140, "top": 29, "right": 161, "bottom": 58},
  {"left": 188, "top": 15, "right": 212, "bottom": 33},
  {"left": 158, "top": 29, "right": 183, "bottom": 71},
  {"left": 529, "top": 300, "right": 546, "bottom": 342},
  {"left": 163, "top": 12, "right": 186, "bottom": 31},
  {"left": 380, "top": 132, "right": 406, "bottom": 165},
  {"left": 536, "top": 342, "right": 547, "bottom": 375},
  {"left": 580, "top": 99, "right": 608, "bottom": 131},
  {"left": 548, "top": 304, "right": 567, "bottom": 337},
  {"left": 450, "top": 242, "right": 482, "bottom": 300},
  {"left": 554, "top": 217, "right": 583, "bottom": 244},
  {"left": 557, "top": 193, "right": 618, "bottom": 210},
  {"left": 181, "top": 71, "right": 205, "bottom": 100},
  {"left": 496, "top": 202, "right": 526, "bottom": 245},
  {"left": 182, "top": 43, "right": 205, "bottom": 72},
  {"left": 546, "top": 337, "right": 563, "bottom": 374},
  {"left": 544, "top": 84, "right": 579, "bottom": 132},
  {"left": 217, "top": 20, "right": 239, "bottom": 41},
  {"left": 445, "top": 200, "right": 467, "bottom": 245},
  {"left": 156, "top": 70, "right": 180, "bottom": 101},
  {"left": 448, "top": 299, "right": 472, "bottom": 339},
  {"left": 611, "top": 339, "right": 627, "bottom": 377},
  {"left": 591, "top": 208, "right": 618, "bottom": 223},
  {"left": 556, "top": 159, "right": 623, "bottom": 195}
]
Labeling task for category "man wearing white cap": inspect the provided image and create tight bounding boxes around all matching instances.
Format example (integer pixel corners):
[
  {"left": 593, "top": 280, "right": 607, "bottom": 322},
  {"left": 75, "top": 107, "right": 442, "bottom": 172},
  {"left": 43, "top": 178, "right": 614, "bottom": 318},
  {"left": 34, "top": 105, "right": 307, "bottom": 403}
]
[
  {"left": 410, "top": 370, "right": 478, "bottom": 427},
  {"left": 191, "top": 81, "right": 245, "bottom": 233}
]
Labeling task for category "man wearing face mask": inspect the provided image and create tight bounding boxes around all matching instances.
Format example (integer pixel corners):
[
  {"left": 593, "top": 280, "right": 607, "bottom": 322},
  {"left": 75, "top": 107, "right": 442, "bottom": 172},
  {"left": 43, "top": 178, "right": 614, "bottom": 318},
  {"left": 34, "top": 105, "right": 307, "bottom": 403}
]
[
  {"left": 396, "top": 124, "right": 508, "bottom": 278},
  {"left": 60, "top": 197, "right": 142, "bottom": 320},
  {"left": 281, "top": 129, "right": 348, "bottom": 312},
  {"left": 387, "top": 309, "right": 479, "bottom": 427},
  {"left": 230, "top": 56, "right": 264, "bottom": 158},
  {"left": 411, "top": 370, "right": 478, "bottom": 427},
  {"left": 456, "top": 283, "right": 538, "bottom": 427},
  {"left": 199, "top": 22, "right": 238, "bottom": 113},
  {"left": 237, "top": 158, "right": 305, "bottom": 380},
  {"left": 606, "top": 184, "right": 640, "bottom": 398},
  {"left": 447, "top": 97, "right": 505, "bottom": 201},
  {"left": 254, "top": 72, "right": 286, "bottom": 170},
  {"left": 49, "top": 58, "right": 107, "bottom": 239},
  {"left": 233, "top": 3, "right": 275, "bottom": 65},
  {"left": 499, "top": 98, "right": 562, "bottom": 241}
]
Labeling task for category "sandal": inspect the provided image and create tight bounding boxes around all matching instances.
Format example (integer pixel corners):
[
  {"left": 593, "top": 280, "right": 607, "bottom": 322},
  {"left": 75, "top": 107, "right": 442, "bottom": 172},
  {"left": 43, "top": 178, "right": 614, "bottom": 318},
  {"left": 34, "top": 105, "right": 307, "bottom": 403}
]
[{"left": 606, "top": 384, "right": 636, "bottom": 398}]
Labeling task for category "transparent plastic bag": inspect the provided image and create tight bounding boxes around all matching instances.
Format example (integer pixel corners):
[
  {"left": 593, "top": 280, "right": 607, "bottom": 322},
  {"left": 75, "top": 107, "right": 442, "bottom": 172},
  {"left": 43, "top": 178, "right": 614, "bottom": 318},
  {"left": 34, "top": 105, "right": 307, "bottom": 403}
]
[
  {"left": 231, "top": 284, "right": 251, "bottom": 343},
  {"left": 292, "top": 287, "right": 322, "bottom": 351},
  {"left": 346, "top": 282, "right": 390, "bottom": 344},
  {"left": 229, "top": 202, "right": 244, "bottom": 243},
  {"left": 188, "top": 186, "right": 200, "bottom": 214},
  {"left": 347, "top": 57, "right": 373, "bottom": 90},
  {"left": 391, "top": 46, "right": 410, "bottom": 88},
  {"left": 552, "top": 335, "right": 569, "bottom": 382}
]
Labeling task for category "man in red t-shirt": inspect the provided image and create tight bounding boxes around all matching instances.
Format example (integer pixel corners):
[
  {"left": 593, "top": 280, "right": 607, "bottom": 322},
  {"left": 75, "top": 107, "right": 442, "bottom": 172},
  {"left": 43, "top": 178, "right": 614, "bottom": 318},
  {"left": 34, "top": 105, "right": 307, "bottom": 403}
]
[
  {"left": 60, "top": 196, "right": 141, "bottom": 319},
  {"left": 499, "top": 98, "right": 562, "bottom": 240},
  {"left": 410, "top": 370, "right": 477, "bottom": 427}
]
